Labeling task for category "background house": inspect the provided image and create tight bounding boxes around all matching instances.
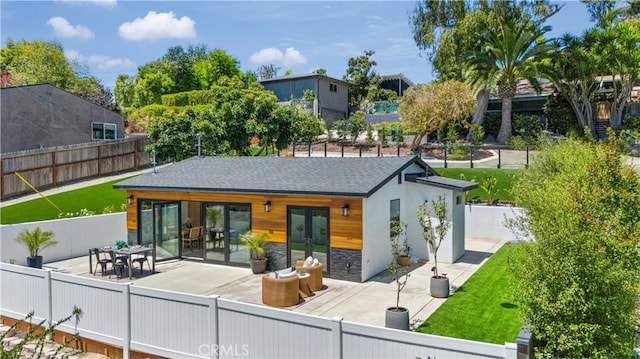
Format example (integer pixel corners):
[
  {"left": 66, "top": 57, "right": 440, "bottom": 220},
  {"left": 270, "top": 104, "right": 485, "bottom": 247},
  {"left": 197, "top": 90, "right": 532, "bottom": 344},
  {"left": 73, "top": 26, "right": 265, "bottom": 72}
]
[
  {"left": 364, "top": 73, "right": 414, "bottom": 124},
  {"left": 260, "top": 73, "right": 349, "bottom": 122},
  {"left": 114, "top": 156, "right": 476, "bottom": 282},
  {"left": 1, "top": 84, "right": 126, "bottom": 153}
]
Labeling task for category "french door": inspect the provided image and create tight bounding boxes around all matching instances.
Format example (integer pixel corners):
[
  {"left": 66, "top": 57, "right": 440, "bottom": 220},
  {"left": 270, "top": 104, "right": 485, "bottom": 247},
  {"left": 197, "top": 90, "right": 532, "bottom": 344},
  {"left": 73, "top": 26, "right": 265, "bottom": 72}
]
[
  {"left": 288, "top": 206, "right": 329, "bottom": 273},
  {"left": 203, "top": 203, "right": 251, "bottom": 265}
]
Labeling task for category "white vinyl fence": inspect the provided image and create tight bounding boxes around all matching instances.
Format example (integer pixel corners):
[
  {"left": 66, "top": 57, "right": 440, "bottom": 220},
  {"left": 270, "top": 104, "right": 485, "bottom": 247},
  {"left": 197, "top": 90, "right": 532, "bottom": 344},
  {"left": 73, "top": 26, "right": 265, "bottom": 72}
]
[{"left": 1, "top": 263, "right": 518, "bottom": 359}]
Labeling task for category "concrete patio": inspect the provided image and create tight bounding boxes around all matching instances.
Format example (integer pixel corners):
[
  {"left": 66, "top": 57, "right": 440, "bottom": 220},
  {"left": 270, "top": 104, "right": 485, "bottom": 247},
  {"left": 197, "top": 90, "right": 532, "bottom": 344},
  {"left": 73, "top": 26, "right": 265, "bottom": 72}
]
[{"left": 45, "top": 237, "right": 505, "bottom": 329}]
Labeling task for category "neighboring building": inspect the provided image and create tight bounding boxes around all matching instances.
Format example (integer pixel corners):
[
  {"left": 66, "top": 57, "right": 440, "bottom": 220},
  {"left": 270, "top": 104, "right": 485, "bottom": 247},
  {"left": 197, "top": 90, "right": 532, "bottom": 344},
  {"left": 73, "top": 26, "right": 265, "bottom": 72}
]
[
  {"left": 260, "top": 73, "right": 349, "bottom": 122},
  {"left": 114, "top": 156, "right": 477, "bottom": 282},
  {"left": 486, "top": 79, "right": 555, "bottom": 116},
  {"left": 363, "top": 74, "right": 414, "bottom": 124},
  {"left": 379, "top": 73, "right": 414, "bottom": 97},
  {"left": 1, "top": 84, "right": 125, "bottom": 153}
]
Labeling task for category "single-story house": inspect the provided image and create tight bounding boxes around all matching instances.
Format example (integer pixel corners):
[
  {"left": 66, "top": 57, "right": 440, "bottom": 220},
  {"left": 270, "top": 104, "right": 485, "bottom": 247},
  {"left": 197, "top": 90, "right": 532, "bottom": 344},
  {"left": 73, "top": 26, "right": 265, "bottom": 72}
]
[
  {"left": 1, "top": 84, "right": 126, "bottom": 153},
  {"left": 113, "top": 156, "right": 477, "bottom": 282}
]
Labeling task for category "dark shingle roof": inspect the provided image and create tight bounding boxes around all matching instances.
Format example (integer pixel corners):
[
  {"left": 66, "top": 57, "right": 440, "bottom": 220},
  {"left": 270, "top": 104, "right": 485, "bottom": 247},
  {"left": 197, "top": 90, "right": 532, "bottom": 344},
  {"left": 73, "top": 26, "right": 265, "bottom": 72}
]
[{"left": 114, "top": 156, "right": 429, "bottom": 197}]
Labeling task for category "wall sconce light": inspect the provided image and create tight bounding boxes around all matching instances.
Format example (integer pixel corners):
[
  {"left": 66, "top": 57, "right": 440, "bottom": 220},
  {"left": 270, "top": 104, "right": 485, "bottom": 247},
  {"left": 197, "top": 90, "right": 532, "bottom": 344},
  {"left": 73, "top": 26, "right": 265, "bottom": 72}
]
[
  {"left": 342, "top": 204, "right": 349, "bottom": 217},
  {"left": 264, "top": 201, "right": 271, "bottom": 213},
  {"left": 127, "top": 195, "right": 134, "bottom": 206}
]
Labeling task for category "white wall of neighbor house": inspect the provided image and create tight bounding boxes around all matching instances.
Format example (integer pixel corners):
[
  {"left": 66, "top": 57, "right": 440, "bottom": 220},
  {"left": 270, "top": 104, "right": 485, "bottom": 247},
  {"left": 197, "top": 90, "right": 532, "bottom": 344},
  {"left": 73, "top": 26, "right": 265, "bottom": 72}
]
[{"left": 1, "top": 213, "right": 126, "bottom": 265}]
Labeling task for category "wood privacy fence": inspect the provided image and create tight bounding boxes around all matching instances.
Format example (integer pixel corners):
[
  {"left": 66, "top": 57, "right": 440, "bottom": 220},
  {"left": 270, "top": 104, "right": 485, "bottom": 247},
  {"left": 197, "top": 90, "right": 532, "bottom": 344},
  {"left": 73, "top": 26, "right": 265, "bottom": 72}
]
[
  {"left": 0, "top": 137, "right": 150, "bottom": 200},
  {"left": 0, "top": 263, "right": 517, "bottom": 359}
]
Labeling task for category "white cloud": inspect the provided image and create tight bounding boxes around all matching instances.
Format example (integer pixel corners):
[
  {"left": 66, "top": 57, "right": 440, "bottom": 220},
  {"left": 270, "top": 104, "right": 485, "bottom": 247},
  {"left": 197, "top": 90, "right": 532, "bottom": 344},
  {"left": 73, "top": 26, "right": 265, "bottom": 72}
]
[
  {"left": 65, "top": 50, "right": 135, "bottom": 71},
  {"left": 250, "top": 47, "right": 307, "bottom": 67},
  {"left": 283, "top": 47, "right": 307, "bottom": 67},
  {"left": 56, "top": 0, "right": 117, "bottom": 7},
  {"left": 250, "top": 48, "right": 284, "bottom": 64},
  {"left": 118, "top": 11, "right": 196, "bottom": 41},
  {"left": 47, "top": 17, "right": 95, "bottom": 39}
]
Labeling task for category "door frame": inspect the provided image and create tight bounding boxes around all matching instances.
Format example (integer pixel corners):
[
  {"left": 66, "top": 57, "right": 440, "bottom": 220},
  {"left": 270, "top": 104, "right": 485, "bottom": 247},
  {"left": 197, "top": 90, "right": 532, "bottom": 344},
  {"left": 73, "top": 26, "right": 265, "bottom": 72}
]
[
  {"left": 137, "top": 200, "right": 182, "bottom": 263},
  {"left": 202, "top": 202, "right": 252, "bottom": 265},
  {"left": 286, "top": 205, "right": 330, "bottom": 274}
]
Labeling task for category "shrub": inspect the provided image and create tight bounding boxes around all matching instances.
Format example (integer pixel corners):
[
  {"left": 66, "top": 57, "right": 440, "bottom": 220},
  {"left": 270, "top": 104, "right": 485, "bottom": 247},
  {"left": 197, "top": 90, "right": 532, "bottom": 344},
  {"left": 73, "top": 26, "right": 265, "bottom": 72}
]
[
  {"left": 506, "top": 136, "right": 528, "bottom": 151},
  {"left": 543, "top": 93, "right": 578, "bottom": 135},
  {"left": 482, "top": 112, "right": 501, "bottom": 138}
]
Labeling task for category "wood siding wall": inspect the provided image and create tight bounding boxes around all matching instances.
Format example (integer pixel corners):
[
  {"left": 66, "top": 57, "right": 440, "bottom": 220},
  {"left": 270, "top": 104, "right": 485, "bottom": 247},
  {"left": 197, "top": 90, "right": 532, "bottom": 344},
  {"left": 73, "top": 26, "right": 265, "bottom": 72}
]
[
  {"left": 126, "top": 190, "right": 363, "bottom": 250},
  {"left": 0, "top": 137, "right": 150, "bottom": 200}
]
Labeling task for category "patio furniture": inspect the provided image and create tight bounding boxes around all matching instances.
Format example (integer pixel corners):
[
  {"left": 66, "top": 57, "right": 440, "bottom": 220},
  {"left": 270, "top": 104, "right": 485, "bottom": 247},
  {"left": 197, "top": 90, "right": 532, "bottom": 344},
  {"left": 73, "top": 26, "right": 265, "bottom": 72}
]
[
  {"left": 295, "top": 260, "right": 324, "bottom": 291},
  {"left": 108, "top": 251, "right": 126, "bottom": 279},
  {"left": 298, "top": 272, "right": 312, "bottom": 298},
  {"left": 183, "top": 226, "right": 202, "bottom": 249},
  {"left": 91, "top": 248, "right": 111, "bottom": 276},
  {"left": 262, "top": 273, "right": 300, "bottom": 307},
  {"left": 132, "top": 251, "right": 151, "bottom": 275}
]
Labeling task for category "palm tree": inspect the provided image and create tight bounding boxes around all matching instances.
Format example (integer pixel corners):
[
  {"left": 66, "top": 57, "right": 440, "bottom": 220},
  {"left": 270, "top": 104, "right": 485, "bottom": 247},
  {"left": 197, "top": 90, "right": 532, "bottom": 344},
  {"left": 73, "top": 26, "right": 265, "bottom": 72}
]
[{"left": 465, "top": 19, "right": 556, "bottom": 144}]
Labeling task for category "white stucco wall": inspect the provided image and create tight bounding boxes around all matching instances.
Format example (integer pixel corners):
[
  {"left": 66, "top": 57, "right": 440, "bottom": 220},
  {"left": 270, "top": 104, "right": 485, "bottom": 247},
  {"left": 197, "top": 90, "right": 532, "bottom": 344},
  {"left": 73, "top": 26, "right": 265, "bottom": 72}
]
[
  {"left": 361, "top": 164, "right": 465, "bottom": 281},
  {"left": 1, "top": 213, "right": 127, "bottom": 265},
  {"left": 465, "top": 205, "right": 524, "bottom": 242},
  {"left": 361, "top": 172, "right": 406, "bottom": 282},
  {"left": 405, "top": 184, "right": 464, "bottom": 264}
]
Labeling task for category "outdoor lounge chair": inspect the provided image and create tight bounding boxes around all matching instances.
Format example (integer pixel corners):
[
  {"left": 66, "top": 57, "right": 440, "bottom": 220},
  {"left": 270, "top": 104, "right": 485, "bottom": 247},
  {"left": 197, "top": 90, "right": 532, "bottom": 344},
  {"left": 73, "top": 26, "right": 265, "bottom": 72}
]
[
  {"left": 296, "top": 260, "right": 324, "bottom": 292},
  {"left": 262, "top": 274, "right": 300, "bottom": 307}
]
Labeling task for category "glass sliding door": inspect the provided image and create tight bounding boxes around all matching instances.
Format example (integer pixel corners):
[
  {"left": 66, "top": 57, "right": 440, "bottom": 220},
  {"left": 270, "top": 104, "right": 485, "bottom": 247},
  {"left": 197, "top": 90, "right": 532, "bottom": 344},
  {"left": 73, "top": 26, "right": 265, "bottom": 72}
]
[
  {"left": 204, "top": 204, "right": 225, "bottom": 262},
  {"left": 138, "top": 200, "right": 181, "bottom": 262},
  {"left": 288, "top": 206, "right": 329, "bottom": 273},
  {"left": 154, "top": 202, "right": 181, "bottom": 261},
  {"left": 204, "top": 203, "right": 251, "bottom": 264}
]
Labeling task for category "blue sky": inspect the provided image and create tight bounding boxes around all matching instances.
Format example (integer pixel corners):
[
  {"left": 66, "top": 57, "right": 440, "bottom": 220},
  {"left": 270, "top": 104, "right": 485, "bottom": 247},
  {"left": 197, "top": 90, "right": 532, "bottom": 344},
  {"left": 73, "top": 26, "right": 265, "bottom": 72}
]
[{"left": 1, "top": 1, "right": 594, "bottom": 89}]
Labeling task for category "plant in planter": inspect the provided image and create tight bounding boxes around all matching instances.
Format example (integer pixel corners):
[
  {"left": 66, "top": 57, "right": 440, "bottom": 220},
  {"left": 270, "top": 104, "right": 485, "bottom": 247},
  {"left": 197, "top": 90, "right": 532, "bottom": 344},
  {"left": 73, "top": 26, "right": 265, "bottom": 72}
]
[
  {"left": 241, "top": 231, "right": 270, "bottom": 274},
  {"left": 385, "top": 220, "right": 412, "bottom": 330},
  {"left": 14, "top": 227, "right": 59, "bottom": 269},
  {"left": 391, "top": 220, "right": 412, "bottom": 266},
  {"left": 207, "top": 208, "right": 222, "bottom": 228},
  {"left": 418, "top": 194, "right": 452, "bottom": 298}
]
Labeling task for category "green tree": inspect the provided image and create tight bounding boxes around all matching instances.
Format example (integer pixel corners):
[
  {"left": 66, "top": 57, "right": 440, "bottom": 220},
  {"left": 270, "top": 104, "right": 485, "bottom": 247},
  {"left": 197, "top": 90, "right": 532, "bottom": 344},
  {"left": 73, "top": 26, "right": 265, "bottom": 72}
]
[
  {"left": 399, "top": 80, "right": 475, "bottom": 150},
  {"left": 257, "top": 64, "right": 280, "bottom": 80},
  {"left": 193, "top": 48, "right": 241, "bottom": 89},
  {"left": 410, "top": 1, "right": 560, "bottom": 140},
  {"left": 343, "top": 50, "right": 379, "bottom": 107},
  {"left": 464, "top": 19, "right": 556, "bottom": 144},
  {"left": 0, "top": 39, "right": 76, "bottom": 89},
  {"left": 508, "top": 133, "right": 640, "bottom": 358}
]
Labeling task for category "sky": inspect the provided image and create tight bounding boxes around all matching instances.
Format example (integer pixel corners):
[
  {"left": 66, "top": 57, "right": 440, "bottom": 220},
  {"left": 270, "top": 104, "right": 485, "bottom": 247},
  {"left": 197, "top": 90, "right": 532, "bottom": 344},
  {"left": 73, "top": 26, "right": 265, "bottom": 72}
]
[{"left": 1, "top": 1, "right": 595, "bottom": 90}]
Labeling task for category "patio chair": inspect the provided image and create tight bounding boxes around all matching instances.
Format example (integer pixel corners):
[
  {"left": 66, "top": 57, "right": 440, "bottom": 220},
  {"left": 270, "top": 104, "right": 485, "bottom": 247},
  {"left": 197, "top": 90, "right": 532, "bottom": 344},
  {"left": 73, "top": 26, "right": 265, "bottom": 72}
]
[
  {"left": 262, "top": 274, "right": 300, "bottom": 307},
  {"left": 91, "top": 248, "right": 112, "bottom": 276},
  {"left": 132, "top": 251, "right": 151, "bottom": 275},
  {"left": 108, "top": 251, "right": 126, "bottom": 279},
  {"left": 182, "top": 226, "right": 202, "bottom": 249},
  {"left": 295, "top": 260, "right": 324, "bottom": 291}
]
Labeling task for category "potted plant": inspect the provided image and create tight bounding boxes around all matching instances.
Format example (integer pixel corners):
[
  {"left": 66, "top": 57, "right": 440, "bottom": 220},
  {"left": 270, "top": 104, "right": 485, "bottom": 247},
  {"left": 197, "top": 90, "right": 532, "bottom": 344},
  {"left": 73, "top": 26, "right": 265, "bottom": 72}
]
[
  {"left": 385, "top": 220, "right": 411, "bottom": 330},
  {"left": 14, "top": 227, "right": 59, "bottom": 269},
  {"left": 207, "top": 208, "right": 222, "bottom": 228},
  {"left": 240, "top": 231, "right": 270, "bottom": 274},
  {"left": 418, "top": 194, "right": 452, "bottom": 298},
  {"left": 391, "top": 220, "right": 412, "bottom": 266}
]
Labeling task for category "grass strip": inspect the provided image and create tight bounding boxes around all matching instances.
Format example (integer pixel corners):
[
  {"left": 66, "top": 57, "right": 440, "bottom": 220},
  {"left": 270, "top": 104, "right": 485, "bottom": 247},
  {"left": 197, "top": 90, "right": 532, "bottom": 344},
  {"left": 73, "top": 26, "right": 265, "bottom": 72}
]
[
  {"left": 416, "top": 242, "right": 523, "bottom": 344},
  {"left": 434, "top": 168, "right": 522, "bottom": 202},
  {"left": 1, "top": 179, "right": 128, "bottom": 224}
]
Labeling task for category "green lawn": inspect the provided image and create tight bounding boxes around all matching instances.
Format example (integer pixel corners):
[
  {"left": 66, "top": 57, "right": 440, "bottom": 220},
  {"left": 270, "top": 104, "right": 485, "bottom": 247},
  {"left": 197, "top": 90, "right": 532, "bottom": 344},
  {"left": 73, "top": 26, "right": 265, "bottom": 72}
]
[
  {"left": 0, "top": 179, "right": 129, "bottom": 225},
  {"left": 416, "top": 243, "right": 523, "bottom": 344},
  {"left": 434, "top": 168, "right": 523, "bottom": 202}
]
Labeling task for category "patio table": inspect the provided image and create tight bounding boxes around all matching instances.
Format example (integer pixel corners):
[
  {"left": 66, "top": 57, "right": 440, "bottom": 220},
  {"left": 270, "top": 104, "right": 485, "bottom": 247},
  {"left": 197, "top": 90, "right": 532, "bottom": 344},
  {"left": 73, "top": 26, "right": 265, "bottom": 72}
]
[{"left": 115, "top": 246, "right": 154, "bottom": 279}]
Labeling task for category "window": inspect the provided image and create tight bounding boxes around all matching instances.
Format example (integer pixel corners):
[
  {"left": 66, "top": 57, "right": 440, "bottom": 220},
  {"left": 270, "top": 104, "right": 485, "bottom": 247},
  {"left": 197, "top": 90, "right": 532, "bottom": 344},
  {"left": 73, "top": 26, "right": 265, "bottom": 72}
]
[
  {"left": 92, "top": 122, "right": 117, "bottom": 140},
  {"left": 390, "top": 199, "right": 400, "bottom": 236},
  {"left": 329, "top": 83, "right": 338, "bottom": 92}
]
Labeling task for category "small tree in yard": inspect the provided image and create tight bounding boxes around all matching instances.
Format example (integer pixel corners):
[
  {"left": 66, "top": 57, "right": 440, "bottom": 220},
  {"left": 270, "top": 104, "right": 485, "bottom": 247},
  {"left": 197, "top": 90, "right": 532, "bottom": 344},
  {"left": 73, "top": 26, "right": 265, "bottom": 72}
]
[
  {"left": 388, "top": 220, "right": 410, "bottom": 310},
  {"left": 508, "top": 131, "right": 640, "bottom": 358},
  {"left": 417, "top": 194, "right": 451, "bottom": 278}
]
